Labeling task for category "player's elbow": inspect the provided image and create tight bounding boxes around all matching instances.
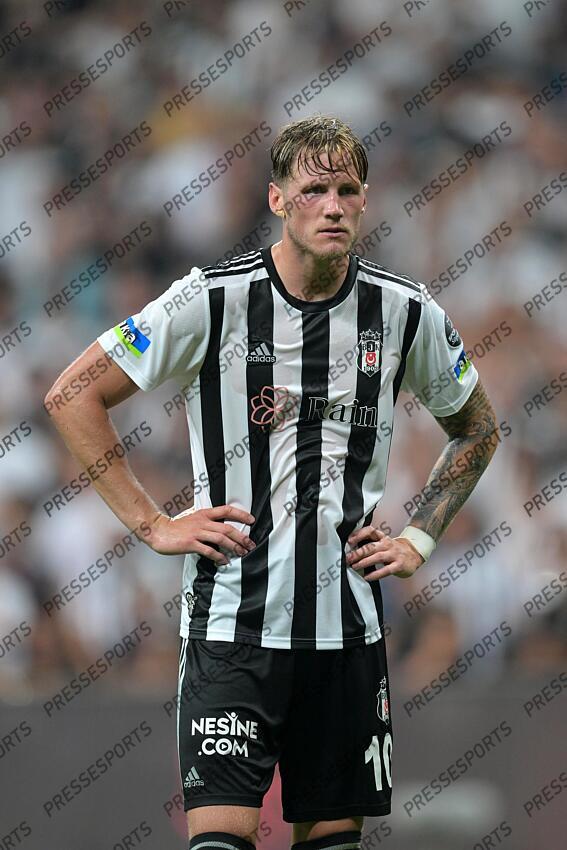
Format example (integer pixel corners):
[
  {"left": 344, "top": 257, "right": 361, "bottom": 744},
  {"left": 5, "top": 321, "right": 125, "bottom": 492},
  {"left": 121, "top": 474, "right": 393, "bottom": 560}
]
[
  {"left": 44, "top": 370, "right": 79, "bottom": 418},
  {"left": 43, "top": 380, "right": 65, "bottom": 418}
]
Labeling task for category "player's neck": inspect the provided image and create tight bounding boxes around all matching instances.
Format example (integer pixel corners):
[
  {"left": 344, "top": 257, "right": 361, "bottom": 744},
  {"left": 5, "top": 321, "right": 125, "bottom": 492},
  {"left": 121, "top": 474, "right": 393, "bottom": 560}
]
[{"left": 270, "top": 239, "right": 350, "bottom": 303}]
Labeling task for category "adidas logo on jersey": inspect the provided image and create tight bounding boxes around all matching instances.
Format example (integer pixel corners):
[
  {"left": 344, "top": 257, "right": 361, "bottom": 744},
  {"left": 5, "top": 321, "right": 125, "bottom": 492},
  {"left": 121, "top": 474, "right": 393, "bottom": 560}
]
[
  {"left": 246, "top": 341, "right": 276, "bottom": 364},
  {"left": 184, "top": 766, "right": 205, "bottom": 788}
]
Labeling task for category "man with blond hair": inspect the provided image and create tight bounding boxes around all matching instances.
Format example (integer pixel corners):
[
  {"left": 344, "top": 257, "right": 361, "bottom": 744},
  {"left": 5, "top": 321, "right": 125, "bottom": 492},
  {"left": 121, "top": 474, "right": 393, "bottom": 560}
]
[{"left": 46, "top": 115, "right": 496, "bottom": 850}]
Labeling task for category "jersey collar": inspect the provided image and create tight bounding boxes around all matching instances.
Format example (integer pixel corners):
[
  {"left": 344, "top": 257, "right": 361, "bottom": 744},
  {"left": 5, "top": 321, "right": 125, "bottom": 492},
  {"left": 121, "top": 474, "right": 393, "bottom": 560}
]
[{"left": 260, "top": 245, "right": 358, "bottom": 313}]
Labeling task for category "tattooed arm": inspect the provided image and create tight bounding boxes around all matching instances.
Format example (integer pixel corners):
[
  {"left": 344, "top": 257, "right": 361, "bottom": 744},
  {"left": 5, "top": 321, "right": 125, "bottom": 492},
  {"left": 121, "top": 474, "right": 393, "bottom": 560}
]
[
  {"left": 346, "top": 380, "right": 498, "bottom": 580},
  {"left": 408, "top": 379, "right": 498, "bottom": 540}
]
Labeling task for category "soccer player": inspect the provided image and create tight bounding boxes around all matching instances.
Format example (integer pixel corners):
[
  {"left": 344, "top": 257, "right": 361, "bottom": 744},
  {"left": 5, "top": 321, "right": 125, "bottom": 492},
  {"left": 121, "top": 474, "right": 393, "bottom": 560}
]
[{"left": 45, "top": 115, "right": 498, "bottom": 850}]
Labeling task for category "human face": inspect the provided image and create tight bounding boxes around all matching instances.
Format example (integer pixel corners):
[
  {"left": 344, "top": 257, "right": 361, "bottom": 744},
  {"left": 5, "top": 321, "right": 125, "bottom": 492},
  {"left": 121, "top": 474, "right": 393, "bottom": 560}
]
[{"left": 269, "top": 151, "right": 367, "bottom": 261}]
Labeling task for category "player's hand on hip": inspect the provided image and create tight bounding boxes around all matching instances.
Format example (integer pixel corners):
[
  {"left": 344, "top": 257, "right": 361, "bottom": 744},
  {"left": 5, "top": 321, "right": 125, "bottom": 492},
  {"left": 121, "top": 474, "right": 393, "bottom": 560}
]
[
  {"left": 146, "top": 505, "right": 256, "bottom": 563},
  {"left": 346, "top": 526, "right": 424, "bottom": 581}
]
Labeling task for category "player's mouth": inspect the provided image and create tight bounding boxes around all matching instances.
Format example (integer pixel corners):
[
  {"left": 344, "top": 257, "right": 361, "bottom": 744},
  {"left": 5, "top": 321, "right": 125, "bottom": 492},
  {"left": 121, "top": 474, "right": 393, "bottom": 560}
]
[{"left": 318, "top": 226, "right": 348, "bottom": 237}]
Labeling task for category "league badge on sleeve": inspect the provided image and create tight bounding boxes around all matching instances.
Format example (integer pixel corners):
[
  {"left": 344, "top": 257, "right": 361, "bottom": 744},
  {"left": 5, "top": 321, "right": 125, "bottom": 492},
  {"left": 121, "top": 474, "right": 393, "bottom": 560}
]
[
  {"left": 114, "top": 316, "right": 151, "bottom": 358},
  {"left": 357, "top": 330, "right": 382, "bottom": 376},
  {"left": 444, "top": 313, "right": 462, "bottom": 348},
  {"left": 453, "top": 348, "right": 471, "bottom": 382}
]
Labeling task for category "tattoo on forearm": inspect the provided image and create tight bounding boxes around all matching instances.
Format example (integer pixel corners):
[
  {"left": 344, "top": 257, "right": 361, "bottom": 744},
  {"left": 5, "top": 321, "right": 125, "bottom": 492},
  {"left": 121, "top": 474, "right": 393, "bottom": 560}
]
[{"left": 409, "top": 381, "right": 498, "bottom": 541}]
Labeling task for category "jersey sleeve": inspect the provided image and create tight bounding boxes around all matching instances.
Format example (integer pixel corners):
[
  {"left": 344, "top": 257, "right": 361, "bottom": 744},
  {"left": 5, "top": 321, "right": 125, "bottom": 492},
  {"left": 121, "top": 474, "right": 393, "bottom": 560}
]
[
  {"left": 400, "top": 288, "right": 478, "bottom": 416},
  {"left": 96, "top": 267, "right": 210, "bottom": 391}
]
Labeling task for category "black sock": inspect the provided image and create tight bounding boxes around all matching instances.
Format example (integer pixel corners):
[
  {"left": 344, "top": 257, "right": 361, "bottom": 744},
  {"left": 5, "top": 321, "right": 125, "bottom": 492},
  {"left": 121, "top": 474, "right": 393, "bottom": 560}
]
[
  {"left": 189, "top": 831, "right": 256, "bottom": 850},
  {"left": 291, "top": 830, "right": 362, "bottom": 850}
]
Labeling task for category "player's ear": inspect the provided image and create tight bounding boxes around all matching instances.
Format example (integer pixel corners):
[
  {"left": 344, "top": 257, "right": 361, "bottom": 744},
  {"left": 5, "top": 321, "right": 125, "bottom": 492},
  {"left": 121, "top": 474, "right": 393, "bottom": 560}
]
[{"left": 268, "top": 181, "right": 286, "bottom": 219}]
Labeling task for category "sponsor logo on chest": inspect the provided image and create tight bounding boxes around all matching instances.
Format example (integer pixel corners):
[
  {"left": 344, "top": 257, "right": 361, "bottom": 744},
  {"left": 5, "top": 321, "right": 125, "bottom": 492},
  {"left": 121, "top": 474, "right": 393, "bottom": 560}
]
[{"left": 307, "top": 395, "right": 378, "bottom": 428}]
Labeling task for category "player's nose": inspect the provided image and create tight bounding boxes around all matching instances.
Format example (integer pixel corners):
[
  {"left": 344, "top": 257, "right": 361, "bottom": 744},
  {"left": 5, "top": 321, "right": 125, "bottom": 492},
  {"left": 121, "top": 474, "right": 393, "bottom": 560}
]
[{"left": 323, "top": 192, "right": 344, "bottom": 217}]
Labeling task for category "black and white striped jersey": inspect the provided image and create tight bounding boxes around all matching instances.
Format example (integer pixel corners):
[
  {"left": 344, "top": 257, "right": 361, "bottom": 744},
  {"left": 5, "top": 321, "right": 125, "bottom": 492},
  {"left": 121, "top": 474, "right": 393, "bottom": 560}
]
[{"left": 98, "top": 247, "right": 478, "bottom": 650}]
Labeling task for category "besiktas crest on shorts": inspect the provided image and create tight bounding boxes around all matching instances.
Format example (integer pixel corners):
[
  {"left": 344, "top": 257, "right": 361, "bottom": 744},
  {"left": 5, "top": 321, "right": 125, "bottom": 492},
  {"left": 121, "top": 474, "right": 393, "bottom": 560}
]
[
  {"left": 357, "top": 330, "right": 382, "bottom": 375},
  {"left": 376, "top": 676, "right": 390, "bottom": 724}
]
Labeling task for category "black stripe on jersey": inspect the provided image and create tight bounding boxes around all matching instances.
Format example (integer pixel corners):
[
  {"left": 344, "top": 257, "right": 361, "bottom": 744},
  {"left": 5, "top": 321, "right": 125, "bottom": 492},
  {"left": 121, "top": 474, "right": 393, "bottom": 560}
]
[
  {"left": 219, "top": 250, "right": 261, "bottom": 267},
  {"left": 337, "top": 281, "right": 384, "bottom": 644},
  {"left": 202, "top": 260, "right": 265, "bottom": 280},
  {"left": 201, "top": 251, "right": 261, "bottom": 274},
  {"left": 392, "top": 299, "right": 422, "bottom": 403},
  {"left": 221, "top": 249, "right": 261, "bottom": 263},
  {"left": 291, "top": 312, "right": 330, "bottom": 647},
  {"left": 203, "top": 249, "right": 260, "bottom": 265},
  {"left": 189, "top": 287, "right": 225, "bottom": 638},
  {"left": 359, "top": 260, "right": 422, "bottom": 293},
  {"left": 235, "top": 279, "right": 275, "bottom": 644}
]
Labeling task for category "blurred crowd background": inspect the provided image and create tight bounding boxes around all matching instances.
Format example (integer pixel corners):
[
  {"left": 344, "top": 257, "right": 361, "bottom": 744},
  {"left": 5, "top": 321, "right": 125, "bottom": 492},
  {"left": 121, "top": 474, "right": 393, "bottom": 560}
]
[
  {"left": 1, "top": 0, "right": 566, "bottom": 697},
  {"left": 0, "top": 0, "right": 566, "bottom": 844}
]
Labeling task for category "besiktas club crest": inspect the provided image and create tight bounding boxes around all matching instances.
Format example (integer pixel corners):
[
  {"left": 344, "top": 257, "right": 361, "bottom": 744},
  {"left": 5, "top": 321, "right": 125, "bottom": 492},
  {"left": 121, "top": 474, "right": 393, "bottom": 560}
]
[
  {"left": 376, "top": 676, "right": 390, "bottom": 724},
  {"left": 357, "top": 330, "right": 382, "bottom": 376}
]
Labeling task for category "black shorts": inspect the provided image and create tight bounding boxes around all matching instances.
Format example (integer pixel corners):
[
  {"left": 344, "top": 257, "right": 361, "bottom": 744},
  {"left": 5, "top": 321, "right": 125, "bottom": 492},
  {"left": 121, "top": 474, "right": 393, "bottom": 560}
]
[{"left": 177, "top": 637, "right": 393, "bottom": 823}]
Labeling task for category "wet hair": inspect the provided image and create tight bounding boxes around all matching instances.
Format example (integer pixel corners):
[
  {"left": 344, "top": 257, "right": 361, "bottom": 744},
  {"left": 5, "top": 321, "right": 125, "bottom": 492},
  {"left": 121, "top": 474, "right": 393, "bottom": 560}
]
[{"left": 270, "top": 115, "right": 368, "bottom": 185}]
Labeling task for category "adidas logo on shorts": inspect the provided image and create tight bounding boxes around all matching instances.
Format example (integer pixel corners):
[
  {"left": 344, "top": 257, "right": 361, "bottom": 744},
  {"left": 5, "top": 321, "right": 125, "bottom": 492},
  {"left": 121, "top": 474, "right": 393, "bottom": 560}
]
[
  {"left": 184, "top": 766, "right": 205, "bottom": 788},
  {"left": 246, "top": 341, "right": 276, "bottom": 363}
]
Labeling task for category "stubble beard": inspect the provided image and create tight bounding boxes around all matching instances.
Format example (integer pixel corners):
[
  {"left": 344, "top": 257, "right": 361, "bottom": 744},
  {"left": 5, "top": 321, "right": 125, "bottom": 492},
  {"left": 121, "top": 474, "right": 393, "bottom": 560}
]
[{"left": 286, "top": 221, "right": 358, "bottom": 266}]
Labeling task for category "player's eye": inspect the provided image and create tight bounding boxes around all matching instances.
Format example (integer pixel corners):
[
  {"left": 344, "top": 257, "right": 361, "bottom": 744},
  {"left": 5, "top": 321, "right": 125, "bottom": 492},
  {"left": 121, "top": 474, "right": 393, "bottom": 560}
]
[
  {"left": 303, "top": 185, "right": 325, "bottom": 194},
  {"left": 340, "top": 186, "right": 359, "bottom": 194}
]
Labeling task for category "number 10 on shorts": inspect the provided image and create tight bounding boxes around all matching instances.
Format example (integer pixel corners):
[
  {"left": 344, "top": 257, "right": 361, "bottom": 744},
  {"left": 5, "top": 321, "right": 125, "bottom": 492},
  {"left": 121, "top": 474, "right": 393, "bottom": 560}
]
[{"left": 365, "top": 733, "right": 392, "bottom": 790}]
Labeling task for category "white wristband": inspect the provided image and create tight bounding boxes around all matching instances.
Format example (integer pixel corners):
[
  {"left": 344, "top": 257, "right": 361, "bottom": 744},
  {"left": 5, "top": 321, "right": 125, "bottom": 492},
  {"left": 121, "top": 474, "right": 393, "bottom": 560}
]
[{"left": 396, "top": 526, "right": 436, "bottom": 563}]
